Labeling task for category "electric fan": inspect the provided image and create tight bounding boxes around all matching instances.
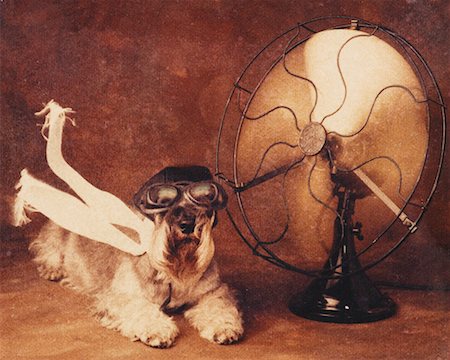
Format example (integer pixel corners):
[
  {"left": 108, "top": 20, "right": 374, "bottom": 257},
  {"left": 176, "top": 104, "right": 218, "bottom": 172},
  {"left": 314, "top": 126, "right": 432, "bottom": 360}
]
[{"left": 215, "top": 16, "right": 446, "bottom": 323}]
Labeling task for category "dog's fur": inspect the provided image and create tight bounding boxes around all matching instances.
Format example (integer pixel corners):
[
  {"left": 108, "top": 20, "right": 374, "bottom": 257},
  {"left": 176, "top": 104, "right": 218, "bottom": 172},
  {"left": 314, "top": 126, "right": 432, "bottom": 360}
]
[{"left": 29, "top": 199, "right": 243, "bottom": 348}]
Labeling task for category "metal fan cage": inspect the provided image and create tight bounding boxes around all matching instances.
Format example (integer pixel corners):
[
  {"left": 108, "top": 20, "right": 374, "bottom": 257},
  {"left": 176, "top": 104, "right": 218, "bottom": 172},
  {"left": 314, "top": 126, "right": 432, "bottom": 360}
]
[{"left": 215, "top": 16, "right": 446, "bottom": 278}]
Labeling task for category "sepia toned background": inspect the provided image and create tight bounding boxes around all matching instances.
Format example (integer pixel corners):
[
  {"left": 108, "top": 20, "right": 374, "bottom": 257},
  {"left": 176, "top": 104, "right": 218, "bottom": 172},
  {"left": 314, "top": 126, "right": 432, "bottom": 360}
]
[{"left": 1, "top": 1, "right": 449, "bottom": 359}]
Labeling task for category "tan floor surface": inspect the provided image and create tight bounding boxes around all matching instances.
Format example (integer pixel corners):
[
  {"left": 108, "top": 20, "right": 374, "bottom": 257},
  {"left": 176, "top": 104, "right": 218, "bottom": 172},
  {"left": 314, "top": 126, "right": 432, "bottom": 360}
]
[{"left": 1, "top": 225, "right": 448, "bottom": 360}]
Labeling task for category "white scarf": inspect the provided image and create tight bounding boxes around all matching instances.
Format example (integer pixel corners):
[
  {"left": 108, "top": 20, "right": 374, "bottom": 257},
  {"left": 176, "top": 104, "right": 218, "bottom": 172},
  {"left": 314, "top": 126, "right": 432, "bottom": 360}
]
[{"left": 13, "top": 100, "right": 154, "bottom": 256}]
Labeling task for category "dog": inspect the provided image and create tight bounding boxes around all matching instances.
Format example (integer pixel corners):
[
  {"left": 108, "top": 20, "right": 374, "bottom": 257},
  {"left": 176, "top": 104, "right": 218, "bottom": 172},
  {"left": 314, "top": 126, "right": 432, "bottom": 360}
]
[{"left": 29, "top": 166, "right": 244, "bottom": 348}]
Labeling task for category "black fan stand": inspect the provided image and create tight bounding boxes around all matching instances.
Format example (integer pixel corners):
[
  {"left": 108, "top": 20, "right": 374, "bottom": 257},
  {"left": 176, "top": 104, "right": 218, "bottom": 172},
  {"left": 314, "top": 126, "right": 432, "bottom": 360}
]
[{"left": 289, "top": 186, "right": 396, "bottom": 323}]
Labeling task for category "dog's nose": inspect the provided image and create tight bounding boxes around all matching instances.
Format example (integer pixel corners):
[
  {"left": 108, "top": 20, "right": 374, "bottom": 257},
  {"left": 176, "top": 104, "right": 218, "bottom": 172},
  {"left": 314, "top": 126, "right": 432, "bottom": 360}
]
[{"left": 180, "top": 220, "right": 195, "bottom": 234}]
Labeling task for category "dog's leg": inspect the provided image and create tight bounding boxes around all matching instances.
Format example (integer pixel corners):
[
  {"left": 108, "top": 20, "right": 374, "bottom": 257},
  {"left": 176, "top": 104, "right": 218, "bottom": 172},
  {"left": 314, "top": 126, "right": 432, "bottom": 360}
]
[
  {"left": 185, "top": 284, "right": 243, "bottom": 345},
  {"left": 95, "top": 296, "right": 179, "bottom": 348},
  {"left": 29, "top": 222, "right": 67, "bottom": 281},
  {"left": 93, "top": 259, "right": 179, "bottom": 348}
]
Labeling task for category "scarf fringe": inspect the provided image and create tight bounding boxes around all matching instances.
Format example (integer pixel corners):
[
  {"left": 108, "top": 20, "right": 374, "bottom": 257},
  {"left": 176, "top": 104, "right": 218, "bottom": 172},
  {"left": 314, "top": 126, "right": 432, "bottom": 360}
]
[{"left": 12, "top": 169, "right": 36, "bottom": 226}]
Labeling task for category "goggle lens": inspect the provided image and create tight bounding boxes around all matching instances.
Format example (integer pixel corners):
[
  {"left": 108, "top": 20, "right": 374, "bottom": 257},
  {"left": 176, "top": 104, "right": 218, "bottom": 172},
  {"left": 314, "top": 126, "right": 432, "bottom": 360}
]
[
  {"left": 147, "top": 185, "right": 179, "bottom": 207},
  {"left": 189, "top": 183, "right": 216, "bottom": 203}
]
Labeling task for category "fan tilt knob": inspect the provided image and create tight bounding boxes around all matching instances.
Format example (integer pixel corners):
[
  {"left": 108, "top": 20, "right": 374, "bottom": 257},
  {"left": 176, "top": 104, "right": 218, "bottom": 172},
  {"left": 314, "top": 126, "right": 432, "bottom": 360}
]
[{"left": 299, "top": 122, "right": 327, "bottom": 156}]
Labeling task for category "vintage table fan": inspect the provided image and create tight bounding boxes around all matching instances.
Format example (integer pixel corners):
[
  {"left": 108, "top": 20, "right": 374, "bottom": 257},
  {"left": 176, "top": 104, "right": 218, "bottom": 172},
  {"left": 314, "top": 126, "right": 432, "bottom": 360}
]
[{"left": 215, "top": 16, "right": 446, "bottom": 323}]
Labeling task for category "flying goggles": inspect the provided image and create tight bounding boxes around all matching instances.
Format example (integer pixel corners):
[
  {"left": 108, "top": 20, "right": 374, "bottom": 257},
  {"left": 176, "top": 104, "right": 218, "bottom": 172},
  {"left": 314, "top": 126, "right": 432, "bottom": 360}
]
[{"left": 133, "top": 166, "right": 228, "bottom": 216}]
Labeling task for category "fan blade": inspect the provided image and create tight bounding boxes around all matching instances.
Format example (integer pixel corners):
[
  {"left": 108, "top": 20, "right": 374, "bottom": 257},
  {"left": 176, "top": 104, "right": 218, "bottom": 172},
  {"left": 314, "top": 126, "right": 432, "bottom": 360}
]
[{"left": 303, "top": 29, "right": 426, "bottom": 135}]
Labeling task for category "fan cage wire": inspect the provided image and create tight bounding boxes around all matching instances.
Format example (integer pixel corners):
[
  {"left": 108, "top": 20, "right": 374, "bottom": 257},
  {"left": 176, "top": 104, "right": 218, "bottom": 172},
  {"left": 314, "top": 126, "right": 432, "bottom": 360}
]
[{"left": 215, "top": 16, "right": 446, "bottom": 279}]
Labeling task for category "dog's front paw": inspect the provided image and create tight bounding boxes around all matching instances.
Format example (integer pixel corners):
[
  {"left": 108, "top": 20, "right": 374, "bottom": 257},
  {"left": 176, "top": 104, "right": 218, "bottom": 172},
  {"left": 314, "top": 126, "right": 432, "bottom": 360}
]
[
  {"left": 212, "top": 326, "right": 243, "bottom": 345},
  {"left": 138, "top": 327, "right": 178, "bottom": 348},
  {"left": 201, "top": 323, "right": 243, "bottom": 345},
  {"left": 130, "top": 316, "right": 179, "bottom": 348}
]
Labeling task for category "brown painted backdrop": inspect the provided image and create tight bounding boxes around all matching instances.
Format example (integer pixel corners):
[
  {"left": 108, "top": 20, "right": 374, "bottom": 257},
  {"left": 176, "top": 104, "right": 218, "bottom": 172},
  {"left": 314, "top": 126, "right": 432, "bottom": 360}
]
[{"left": 1, "top": 1, "right": 449, "bottom": 265}]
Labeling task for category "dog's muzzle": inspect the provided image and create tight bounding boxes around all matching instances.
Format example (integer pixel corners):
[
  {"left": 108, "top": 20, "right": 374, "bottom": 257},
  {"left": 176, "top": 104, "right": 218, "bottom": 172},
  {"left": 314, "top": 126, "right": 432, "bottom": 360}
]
[{"left": 167, "top": 204, "right": 201, "bottom": 235}]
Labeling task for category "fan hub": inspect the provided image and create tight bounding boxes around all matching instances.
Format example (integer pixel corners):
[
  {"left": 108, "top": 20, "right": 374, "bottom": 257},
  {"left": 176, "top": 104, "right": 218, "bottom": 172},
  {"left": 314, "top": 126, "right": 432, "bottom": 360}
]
[{"left": 299, "top": 122, "right": 327, "bottom": 156}]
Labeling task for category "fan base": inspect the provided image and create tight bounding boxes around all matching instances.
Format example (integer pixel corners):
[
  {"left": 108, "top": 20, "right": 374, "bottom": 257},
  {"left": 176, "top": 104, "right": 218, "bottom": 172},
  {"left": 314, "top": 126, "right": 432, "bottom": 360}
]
[
  {"left": 289, "top": 276, "right": 397, "bottom": 323},
  {"left": 289, "top": 189, "right": 397, "bottom": 323}
]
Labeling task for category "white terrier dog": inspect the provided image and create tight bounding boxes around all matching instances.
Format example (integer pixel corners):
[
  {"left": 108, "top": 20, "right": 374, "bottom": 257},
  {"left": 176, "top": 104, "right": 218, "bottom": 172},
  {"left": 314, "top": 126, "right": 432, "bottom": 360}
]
[{"left": 29, "top": 166, "right": 244, "bottom": 348}]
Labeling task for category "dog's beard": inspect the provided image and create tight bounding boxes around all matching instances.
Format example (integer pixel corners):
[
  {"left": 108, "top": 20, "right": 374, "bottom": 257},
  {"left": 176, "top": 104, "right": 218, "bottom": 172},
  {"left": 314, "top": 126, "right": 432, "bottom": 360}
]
[{"left": 149, "top": 214, "right": 215, "bottom": 283}]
